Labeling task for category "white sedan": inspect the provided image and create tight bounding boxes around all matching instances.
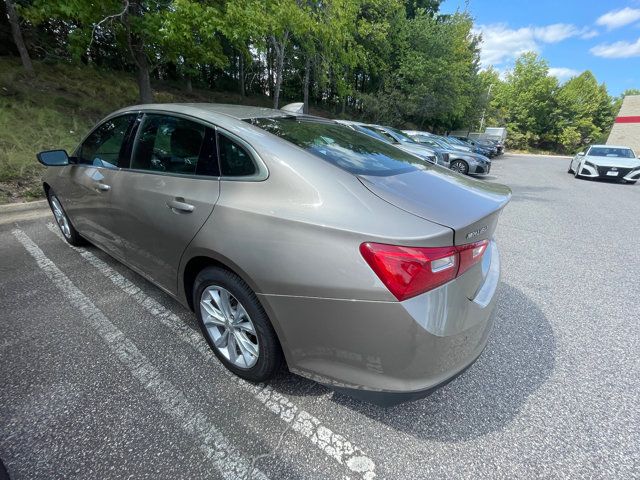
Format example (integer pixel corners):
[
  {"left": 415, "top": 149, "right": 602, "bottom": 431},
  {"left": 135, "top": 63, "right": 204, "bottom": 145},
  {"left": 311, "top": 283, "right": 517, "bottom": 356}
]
[{"left": 568, "top": 145, "right": 640, "bottom": 184}]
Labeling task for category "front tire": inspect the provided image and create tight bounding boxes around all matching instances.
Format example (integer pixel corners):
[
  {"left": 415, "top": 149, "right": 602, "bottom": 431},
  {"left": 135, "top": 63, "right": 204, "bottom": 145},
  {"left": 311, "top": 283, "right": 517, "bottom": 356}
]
[
  {"left": 193, "top": 267, "right": 283, "bottom": 382},
  {"left": 450, "top": 160, "right": 469, "bottom": 175},
  {"left": 47, "top": 190, "right": 84, "bottom": 246},
  {"left": 574, "top": 164, "right": 581, "bottom": 179}
]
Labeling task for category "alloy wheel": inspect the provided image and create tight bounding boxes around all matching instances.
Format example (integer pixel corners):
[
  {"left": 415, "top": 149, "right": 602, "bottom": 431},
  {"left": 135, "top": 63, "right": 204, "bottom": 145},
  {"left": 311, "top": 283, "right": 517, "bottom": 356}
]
[
  {"left": 199, "top": 286, "right": 259, "bottom": 369},
  {"left": 50, "top": 196, "right": 71, "bottom": 239},
  {"left": 451, "top": 161, "right": 468, "bottom": 175}
]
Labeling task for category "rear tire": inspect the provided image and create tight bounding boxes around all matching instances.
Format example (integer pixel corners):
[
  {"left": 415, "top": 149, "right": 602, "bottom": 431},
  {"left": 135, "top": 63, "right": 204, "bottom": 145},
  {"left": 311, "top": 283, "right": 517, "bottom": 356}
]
[
  {"left": 193, "top": 267, "right": 283, "bottom": 382},
  {"left": 450, "top": 160, "right": 469, "bottom": 175},
  {"left": 47, "top": 189, "right": 84, "bottom": 246}
]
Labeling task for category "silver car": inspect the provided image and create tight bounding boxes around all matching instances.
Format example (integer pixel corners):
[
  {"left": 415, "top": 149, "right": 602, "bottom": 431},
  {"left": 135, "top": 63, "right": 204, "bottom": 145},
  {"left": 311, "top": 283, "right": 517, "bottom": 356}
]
[
  {"left": 568, "top": 144, "right": 640, "bottom": 184},
  {"left": 37, "top": 104, "right": 511, "bottom": 405},
  {"left": 335, "top": 120, "right": 447, "bottom": 167},
  {"left": 404, "top": 130, "right": 492, "bottom": 175}
]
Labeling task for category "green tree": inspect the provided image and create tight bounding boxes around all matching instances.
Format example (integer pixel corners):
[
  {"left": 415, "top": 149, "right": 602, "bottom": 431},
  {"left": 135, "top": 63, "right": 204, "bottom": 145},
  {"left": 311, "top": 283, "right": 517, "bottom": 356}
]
[
  {"left": 555, "top": 71, "right": 610, "bottom": 150},
  {"left": 159, "top": 0, "right": 227, "bottom": 93},
  {"left": 25, "top": 0, "right": 170, "bottom": 103},
  {"left": 492, "top": 52, "right": 558, "bottom": 148}
]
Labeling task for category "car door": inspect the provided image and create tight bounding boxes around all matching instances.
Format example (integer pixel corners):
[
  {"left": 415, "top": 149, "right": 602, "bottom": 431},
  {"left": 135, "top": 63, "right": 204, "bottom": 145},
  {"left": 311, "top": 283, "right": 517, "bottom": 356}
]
[
  {"left": 108, "top": 113, "right": 221, "bottom": 294},
  {"left": 60, "top": 113, "right": 138, "bottom": 251}
]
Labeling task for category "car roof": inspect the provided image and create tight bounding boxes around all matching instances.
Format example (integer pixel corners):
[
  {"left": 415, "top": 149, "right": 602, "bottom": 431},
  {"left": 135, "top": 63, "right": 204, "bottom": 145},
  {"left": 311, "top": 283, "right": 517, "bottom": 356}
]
[
  {"left": 589, "top": 144, "right": 632, "bottom": 149},
  {"left": 115, "top": 103, "right": 293, "bottom": 121}
]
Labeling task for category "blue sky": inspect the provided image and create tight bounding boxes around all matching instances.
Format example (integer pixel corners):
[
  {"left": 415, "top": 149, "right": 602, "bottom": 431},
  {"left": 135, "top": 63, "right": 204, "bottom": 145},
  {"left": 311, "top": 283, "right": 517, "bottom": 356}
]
[{"left": 440, "top": 0, "right": 640, "bottom": 95}]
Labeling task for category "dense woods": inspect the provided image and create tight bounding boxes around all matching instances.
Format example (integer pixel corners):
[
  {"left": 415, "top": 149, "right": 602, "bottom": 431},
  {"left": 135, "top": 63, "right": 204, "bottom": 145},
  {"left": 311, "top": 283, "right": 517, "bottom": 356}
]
[{"left": 1, "top": 0, "right": 636, "bottom": 154}]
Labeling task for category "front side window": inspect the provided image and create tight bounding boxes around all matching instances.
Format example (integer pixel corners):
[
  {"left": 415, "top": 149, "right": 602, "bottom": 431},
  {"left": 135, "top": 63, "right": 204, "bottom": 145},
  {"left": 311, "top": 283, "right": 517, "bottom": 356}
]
[
  {"left": 250, "top": 117, "right": 427, "bottom": 176},
  {"left": 78, "top": 114, "right": 136, "bottom": 168},
  {"left": 131, "top": 114, "right": 218, "bottom": 176}
]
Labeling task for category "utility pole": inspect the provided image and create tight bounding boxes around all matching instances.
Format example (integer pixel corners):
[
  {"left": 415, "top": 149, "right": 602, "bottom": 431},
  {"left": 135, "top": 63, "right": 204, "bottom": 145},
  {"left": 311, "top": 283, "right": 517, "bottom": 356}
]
[{"left": 479, "top": 83, "right": 494, "bottom": 132}]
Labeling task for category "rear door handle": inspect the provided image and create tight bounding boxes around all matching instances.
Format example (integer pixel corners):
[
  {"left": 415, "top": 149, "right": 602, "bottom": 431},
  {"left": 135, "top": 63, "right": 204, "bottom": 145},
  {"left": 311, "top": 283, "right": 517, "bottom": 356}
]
[
  {"left": 96, "top": 183, "right": 111, "bottom": 192},
  {"left": 166, "top": 198, "right": 195, "bottom": 213}
]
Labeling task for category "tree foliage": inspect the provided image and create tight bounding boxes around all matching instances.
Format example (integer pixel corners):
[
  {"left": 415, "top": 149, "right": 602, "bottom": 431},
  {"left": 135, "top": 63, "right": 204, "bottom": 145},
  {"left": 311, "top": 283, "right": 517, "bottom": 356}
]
[{"left": 2, "top": 0, "right": 619, "bottom": 152}]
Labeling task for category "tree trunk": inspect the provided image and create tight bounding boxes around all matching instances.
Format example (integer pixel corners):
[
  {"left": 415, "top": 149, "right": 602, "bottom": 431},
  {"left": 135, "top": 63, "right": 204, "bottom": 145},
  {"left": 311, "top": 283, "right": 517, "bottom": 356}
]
[
  {"left": 5, "top": 0, "right": 34, "bottom": 76},
  {"left": 270, "top": 31, "right": 289, "bottom": 110},
  {"left": 239, "top": 53, "right": 245, "bottom": 97},
  {"left": 131, "top": 38, "right": 153, "bottom": 103},
  {"left": 303, "top": 56, "right": 311, "bottom": 114},
  {"left": 186, "top": 76, "right": 193, "bottom": 93}
]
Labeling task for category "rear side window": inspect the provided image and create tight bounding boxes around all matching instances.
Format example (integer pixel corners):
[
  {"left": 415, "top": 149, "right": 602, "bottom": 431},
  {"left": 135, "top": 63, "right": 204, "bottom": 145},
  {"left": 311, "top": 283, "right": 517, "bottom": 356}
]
[
  {"left": 250, "top": 117, "right": 426, "bottom": 176},
  {"left": 131, "top": 114, "right": 219, "bottom": 176},
  {"left": 218, "top": 133, "right": 256, "bottom": 177},
  {"left": 78, "top": 114, "right": 136, "bottom": 168}
]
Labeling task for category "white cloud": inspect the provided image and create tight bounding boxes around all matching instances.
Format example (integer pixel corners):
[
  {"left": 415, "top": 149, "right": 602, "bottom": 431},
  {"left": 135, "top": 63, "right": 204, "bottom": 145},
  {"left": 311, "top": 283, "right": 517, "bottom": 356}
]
[
  {"left": 533, "top": 24, "right": 584, "bottom": 43},
  {"left": 580, "top": 29, "right": 600, "bottom": 39},
  {"left": 548, "top": 67, "right": 581, "bottom": 81},
  {"left": 475, "top": 23, "right": 595, "bottom": 67},
  {"left": 596, "top": 7, "right": 640, "bottom": 30},
  {"left": 590, "top": 37, "right": 640, "bottom": 58}
]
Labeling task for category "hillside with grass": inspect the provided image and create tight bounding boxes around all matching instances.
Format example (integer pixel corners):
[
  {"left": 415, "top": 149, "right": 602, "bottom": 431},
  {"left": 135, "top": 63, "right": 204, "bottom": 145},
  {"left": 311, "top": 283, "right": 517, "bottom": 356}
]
[{"left": 0, "top": 57, "right": 277, "bottom": 204}]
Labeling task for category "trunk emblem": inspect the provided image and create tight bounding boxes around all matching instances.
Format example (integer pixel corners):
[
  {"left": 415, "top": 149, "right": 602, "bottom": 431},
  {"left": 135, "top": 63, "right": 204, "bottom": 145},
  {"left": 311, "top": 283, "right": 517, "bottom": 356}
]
[{"left": 466, "top": 226, "right": 488, "bottom": 240}]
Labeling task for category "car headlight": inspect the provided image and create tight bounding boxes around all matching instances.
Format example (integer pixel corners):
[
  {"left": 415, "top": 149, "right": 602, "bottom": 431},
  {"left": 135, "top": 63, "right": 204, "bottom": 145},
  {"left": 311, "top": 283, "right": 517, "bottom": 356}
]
[{"left": 584, "top": 161, "right": 596, "bottom": 168}]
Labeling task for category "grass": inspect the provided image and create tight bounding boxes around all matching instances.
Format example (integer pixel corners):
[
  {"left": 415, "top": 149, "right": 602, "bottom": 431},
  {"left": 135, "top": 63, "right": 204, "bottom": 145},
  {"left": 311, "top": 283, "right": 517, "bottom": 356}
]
[{"left": 0, "top": 57, "right": 276, "bottom": 203}]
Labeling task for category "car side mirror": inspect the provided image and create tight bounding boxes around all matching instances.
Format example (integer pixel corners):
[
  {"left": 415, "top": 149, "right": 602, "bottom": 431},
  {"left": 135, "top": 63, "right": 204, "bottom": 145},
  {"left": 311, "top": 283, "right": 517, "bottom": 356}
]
[
  {"left": 577, "top": 152, "right": 585, "bottom": 156},
  {"left": 37, "top": 149, "right": 70, "bottom": 166}
]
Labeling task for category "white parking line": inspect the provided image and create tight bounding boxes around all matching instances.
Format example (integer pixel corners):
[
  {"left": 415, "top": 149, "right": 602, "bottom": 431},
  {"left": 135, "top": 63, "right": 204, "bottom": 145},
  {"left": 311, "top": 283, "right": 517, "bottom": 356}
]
[
  {"left": 46, "top": 222, "right": 377, "bottom": 480},
  {"left": 13, "top": 228, "right": 269, "bottom": 480}
]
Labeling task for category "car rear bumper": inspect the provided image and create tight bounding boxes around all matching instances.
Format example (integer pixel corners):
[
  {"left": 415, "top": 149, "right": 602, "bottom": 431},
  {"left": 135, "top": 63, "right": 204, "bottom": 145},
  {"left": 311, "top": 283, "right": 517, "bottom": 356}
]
[{"left": 258, "top": 241, "right": 501, "bottom": 406}]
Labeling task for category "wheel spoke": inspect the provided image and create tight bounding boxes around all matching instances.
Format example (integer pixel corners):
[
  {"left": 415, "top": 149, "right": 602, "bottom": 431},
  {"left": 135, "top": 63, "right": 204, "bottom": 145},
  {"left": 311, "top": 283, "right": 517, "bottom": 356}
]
[
  {"left": 234, "top": 331, "right": 258, "bottom": 361},
  {"left": 218, "top": 289, "right": 234, "bottom": 320},
  {"left": 226, "top": 332, "right": 238, "bottom": 363},
  {"left": 235, "top": 319, "right": 255, "bottom": 334},
  {"left": 201, "top": 298, "right": 225, "bottom": 324},
  {"left": 214, "top": 329, "right": 229, "bottom": 348}
]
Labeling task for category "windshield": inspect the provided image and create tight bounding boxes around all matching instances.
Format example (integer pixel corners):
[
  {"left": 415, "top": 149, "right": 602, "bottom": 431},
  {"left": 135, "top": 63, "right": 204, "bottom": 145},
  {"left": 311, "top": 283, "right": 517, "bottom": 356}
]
[
  {"left": 353, "top": 125, "right": 391, "bottom": 144},
  {"left": 588, "top": 147, "right": 635, "bottom": 158},
  {"left": 249, "top": 117, "right": 428, "bottom": 176},
  {"left": 384, "top": 127, "right": 417, "bottom": 144},
  {"left": 361, "top": 126, "right": 398, "bottom": 144}
]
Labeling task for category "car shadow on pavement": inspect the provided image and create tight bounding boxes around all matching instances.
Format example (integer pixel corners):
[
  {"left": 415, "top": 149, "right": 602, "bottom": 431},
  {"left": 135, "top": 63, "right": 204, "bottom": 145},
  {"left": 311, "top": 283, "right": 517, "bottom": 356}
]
[{"left": 328, "top": 282, "right": 556, "bottom": 441}]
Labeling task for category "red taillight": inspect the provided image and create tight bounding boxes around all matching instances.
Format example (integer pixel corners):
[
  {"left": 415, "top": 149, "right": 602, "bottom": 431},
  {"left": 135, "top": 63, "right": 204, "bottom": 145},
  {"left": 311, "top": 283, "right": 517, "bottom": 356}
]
[
  {"left": 457, "top": 240, "right": 489, "bottom": 276},
  {"left": 360, "top": 239, "right": 489, "bottom": 301}
]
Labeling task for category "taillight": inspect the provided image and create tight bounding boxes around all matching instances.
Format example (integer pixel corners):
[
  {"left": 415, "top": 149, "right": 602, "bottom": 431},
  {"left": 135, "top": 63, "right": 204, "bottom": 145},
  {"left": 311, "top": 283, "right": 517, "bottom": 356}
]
[
  {"left": 457, "top": 240, "right": 489, "bottom": 276},
  {"left": 360, "top": 239, "right": 489, "bottom": 301}
]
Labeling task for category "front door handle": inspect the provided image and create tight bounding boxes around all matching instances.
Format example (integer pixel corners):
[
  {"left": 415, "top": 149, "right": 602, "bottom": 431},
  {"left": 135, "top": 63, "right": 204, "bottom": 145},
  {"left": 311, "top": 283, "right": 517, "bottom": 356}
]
[
  {"left": 96, "top": 183, "right": 111, "bottom": 192},
  {"left": 166, "top": 198, "right": 195, "bottom": 213}
]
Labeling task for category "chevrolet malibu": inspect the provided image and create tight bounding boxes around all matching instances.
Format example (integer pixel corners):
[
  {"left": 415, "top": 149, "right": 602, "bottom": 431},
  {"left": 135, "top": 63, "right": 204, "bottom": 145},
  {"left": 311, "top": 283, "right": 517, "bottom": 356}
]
[{"left": 37, "top": 104, "right": 511, "bottom": 405}]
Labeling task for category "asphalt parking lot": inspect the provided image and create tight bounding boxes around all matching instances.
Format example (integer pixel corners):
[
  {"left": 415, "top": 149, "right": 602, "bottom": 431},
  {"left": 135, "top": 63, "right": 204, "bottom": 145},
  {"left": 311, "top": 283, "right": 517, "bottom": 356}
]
[{"left": 1, "top": 154, "right": 639, "bottom": 479}]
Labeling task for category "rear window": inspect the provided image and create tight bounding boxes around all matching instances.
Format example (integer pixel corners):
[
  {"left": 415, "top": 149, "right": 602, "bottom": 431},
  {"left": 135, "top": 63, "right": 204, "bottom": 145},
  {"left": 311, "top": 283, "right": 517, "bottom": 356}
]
[
  {"left": 588, "top": 147, "right": 635, "bottom": 158},
  {"left": 249, "top": 117, "right": 427, "bottom": 176}
]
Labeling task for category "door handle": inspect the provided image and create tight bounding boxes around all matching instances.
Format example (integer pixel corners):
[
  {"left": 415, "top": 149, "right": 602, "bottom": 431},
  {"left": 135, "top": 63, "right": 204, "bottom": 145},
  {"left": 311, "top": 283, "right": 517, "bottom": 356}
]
[
  {"left": 96, "top": 183, "right": 111, "bottom": 192},
  {"left": 166, "top": 198, "right": 195, "bottom": 213}
]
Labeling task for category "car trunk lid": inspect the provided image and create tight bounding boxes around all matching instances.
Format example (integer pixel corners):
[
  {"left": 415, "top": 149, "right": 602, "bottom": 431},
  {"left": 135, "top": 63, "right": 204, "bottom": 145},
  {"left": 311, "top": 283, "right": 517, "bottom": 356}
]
[
  {"left": 357, "top": 168, "right": 511, "bottom": 245},
  {"left": 358, "top": 168, "right": 510, "bottom": 300}
]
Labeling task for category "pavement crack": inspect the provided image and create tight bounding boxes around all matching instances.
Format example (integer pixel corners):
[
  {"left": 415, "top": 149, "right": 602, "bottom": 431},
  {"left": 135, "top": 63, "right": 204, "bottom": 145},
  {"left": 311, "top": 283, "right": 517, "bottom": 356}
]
[{"left": 247, "top": 420, "right": 294, "bottom": 480}]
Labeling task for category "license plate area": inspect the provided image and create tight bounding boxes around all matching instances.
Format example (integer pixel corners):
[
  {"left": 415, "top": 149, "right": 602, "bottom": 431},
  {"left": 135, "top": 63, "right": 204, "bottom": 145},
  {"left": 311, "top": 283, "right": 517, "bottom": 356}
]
[{"left": 606, "top": 170, "right": 619, "bottom": 176}]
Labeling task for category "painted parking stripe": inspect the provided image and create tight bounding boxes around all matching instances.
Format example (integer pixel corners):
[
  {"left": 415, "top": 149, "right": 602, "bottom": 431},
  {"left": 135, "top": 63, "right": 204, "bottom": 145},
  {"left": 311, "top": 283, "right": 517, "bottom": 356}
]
[
  {"left": 46, "top": 223, "right": 377, "bottom": 480},
  {"left": 13, "top": 228, "right": 269, "bottom": 480}
]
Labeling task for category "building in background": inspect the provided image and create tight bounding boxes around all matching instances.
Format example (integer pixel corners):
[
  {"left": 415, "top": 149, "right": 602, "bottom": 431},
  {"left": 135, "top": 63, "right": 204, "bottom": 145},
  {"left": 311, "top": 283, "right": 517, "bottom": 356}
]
[{"left": 607, "top": 95, "right": 640, "bottom": 154}]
